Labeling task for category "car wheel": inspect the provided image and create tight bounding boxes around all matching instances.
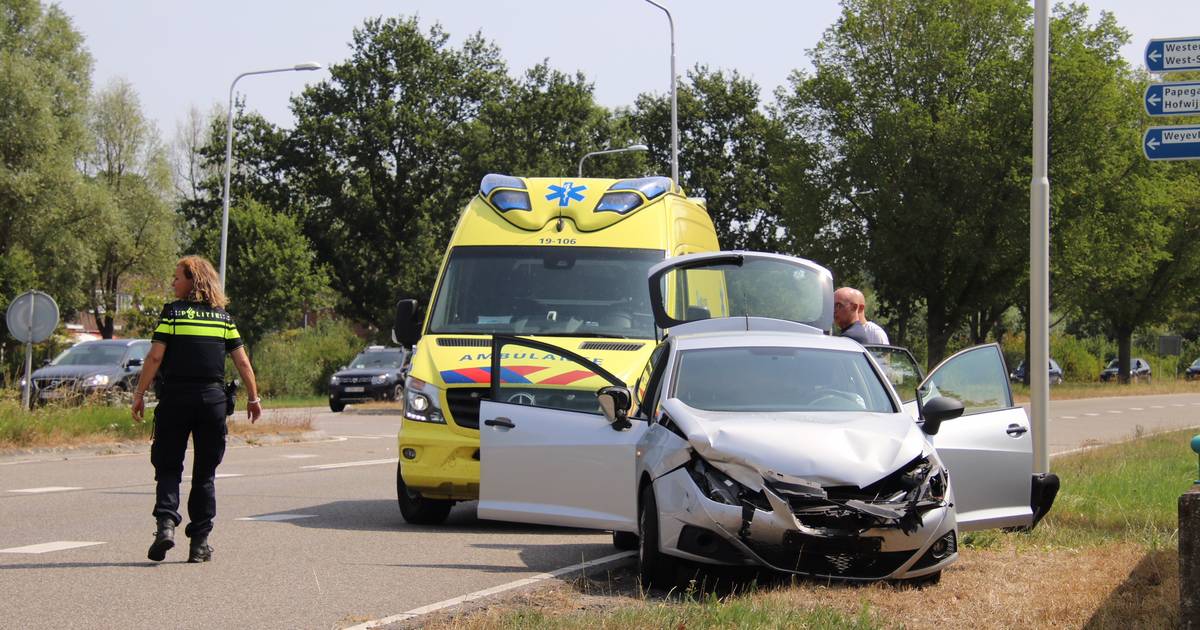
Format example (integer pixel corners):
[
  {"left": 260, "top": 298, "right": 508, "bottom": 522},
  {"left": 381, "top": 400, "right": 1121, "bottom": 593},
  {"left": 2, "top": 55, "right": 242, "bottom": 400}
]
[
  {"left": 329, "top": 398, "right": 345, "bottom": 413},
  {"left": 392, "top": 384, "right": 403, "bottom": 401},
  {"left": 1051, "top": 375, "right": 1063, "bottom": 386},
  {"left": 638, "top": 483, "right": 678, "bottom": 589},
  {"left": 612, "top": 530, "right": 639, "bottom": 551},
  {"left": 396, "top": 463, "right": 453, "bottom": 525}
]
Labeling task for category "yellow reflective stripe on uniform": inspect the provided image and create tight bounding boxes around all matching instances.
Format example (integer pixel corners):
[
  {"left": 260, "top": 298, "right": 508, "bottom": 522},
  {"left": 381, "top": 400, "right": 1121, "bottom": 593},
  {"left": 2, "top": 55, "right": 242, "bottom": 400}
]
[
  {"left": 170, "top": 324, "right": 233, "bottom": 339},
  {"left": 154, "top": 323, "right": 172, "bottom": 334},
  {"left": 226, "top": 325, "right": 241, "bottom": 340}
]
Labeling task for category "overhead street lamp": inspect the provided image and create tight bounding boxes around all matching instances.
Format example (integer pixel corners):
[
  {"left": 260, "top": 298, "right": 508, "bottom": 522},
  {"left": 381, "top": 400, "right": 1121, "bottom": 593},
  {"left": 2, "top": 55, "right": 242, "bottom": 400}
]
[
  {"left": 219, "top": 62, "right": 323, "bottom": 288},
  {"left": 578, "top": 144, "right": 649, "bottom": 177},
  {"left": 643, "top": 0, "right": 679, "bottom": 186}
]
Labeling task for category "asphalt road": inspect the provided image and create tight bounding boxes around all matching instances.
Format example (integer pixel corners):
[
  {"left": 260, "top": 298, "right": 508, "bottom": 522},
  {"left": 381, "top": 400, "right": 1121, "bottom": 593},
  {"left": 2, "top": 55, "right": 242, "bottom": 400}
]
[{"left": 1, "top": 394, "right": 1197, "bottom": 629}]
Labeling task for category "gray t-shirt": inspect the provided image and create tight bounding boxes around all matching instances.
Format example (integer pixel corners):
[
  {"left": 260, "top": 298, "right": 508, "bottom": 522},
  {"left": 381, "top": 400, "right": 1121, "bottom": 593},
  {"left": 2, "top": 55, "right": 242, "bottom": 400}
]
[
  {"left": 863, "top": 320, "right": 890, "bottom": 344},
  {"left": 840, "top": 321, "right": 870, "bottom": 344}
]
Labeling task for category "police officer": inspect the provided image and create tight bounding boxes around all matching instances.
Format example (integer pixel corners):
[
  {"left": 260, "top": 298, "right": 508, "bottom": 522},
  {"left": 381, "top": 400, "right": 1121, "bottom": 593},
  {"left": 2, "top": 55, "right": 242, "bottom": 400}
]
[{"left": 131, "top": 255, "right": 262, "bottom": 563}]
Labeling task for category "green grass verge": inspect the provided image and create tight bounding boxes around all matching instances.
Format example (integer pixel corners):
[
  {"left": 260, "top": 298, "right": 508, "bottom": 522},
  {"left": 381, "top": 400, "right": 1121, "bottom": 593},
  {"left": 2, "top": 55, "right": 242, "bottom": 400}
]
[
  {"left": 504, "top": 597, "right": 880, "bottom": 630},
  {"left": 0, "top": 400, "right": 152, "bottom": 448},
  {"left": 247, "top": 394, "right": 327, "bottom": 409}
]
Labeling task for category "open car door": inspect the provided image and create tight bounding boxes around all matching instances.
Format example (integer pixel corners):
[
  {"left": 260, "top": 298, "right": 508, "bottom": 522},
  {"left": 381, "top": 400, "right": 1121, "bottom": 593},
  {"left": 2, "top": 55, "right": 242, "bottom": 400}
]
[
  {"left": 478, "top": 335, "right": 646, "bottom": 531},
  {"left": 920, "top": 344, "right": 1034, "bottom": 531}
]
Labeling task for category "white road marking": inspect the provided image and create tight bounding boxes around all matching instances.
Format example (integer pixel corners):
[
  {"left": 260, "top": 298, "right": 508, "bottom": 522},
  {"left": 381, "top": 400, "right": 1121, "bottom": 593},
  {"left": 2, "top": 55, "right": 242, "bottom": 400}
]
[
  {"left": 182, "top": 473, "right": 243, "bottom": 480},
  {"left": 1107, "top": 410, "right": 1123, "bottom": 414},
  {"left": 347, "top": 551, "right": 636, "bottom": 629},
  {"left": 1192, "top": 403, "right": 1200, "bottom": 406},
  {"left": 9, "top": 486, "right": 82, "bottom": 494},
  {"left": 1059, "top": 415, "right": 1077, "bottom": 420},
  {"left": 235, "top": 514, "right": 316, "bottom": 522},
  {"left": 332, "top": 435, "right": 386, "bottom": 440},
  {"left": 301, "top": 458, "right": 397, "bottom": 470},
  {"left": 1129, "top": 407, "right": 1144, "bottom": 411},
  {"left": 0, "top": 541, "right": 104, "bottom": 554},
  {"left": 1151, "top": 405, "right": 1165, "bottom": 409},
  {"left": 1173, "top": 404, "right": 1186, "bottom": 407},
  {"left": 282, "top": 454, "right": 319, "bottom": 459},
  {"left": 1084, "top": 412, "right": 1100, "bottom": 417}
]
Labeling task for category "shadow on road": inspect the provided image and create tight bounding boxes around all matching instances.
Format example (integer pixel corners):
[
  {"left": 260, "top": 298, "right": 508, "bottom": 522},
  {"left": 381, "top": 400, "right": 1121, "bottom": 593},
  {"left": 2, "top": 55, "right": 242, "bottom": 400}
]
[
  {"left": 1083, "top": 549, "right": 1178, "bottom": 629},
  {"left": 241, "top": 498, "right": 603, "bottom": 537}
]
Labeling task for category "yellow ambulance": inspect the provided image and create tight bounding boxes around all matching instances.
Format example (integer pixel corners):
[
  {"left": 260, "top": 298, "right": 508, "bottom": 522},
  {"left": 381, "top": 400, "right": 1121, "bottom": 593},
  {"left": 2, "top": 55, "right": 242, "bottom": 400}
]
[{"left": 390, "top": 173, "right": 719, "bottom": 523}]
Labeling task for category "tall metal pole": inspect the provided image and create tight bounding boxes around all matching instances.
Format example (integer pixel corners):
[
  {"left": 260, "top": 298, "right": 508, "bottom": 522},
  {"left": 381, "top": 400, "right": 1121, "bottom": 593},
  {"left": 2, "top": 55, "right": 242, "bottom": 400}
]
[
  {"left": 1031, "top": 0, "right": 1051, "bottom": 474},
  {"left": 219, "top": 63, "right": 323, "bottom": 289},
  {"left": 644, "top": 1, "right": 678, "bottom": 186},
  {"left": 22, "top": 296, "right": 32, "bottom": 410}
]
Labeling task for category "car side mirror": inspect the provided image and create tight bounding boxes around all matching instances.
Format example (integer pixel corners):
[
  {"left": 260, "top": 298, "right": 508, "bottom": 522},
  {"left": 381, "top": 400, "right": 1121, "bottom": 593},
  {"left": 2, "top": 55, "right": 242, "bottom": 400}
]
[
  {"left": 126, "top": 358, "right": 143, "bottom": 368},
  {"left": 597, "top": 385, "right": 632, "bottom": 431},
  {"left": 393, "top": 298, "right": 420, "bottom": 347},
  {"left": 920, "top": 396, "right": 964, "bottom": 436},
  {"left": 41, "top": 359, "right": 51, "bottom": 367}
]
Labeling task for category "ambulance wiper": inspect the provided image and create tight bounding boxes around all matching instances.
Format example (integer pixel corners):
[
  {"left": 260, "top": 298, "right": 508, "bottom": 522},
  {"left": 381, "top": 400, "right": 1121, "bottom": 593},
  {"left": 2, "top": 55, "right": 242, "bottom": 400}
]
[{"left": 536, "top": 332, "right": 631, "bottom": 339}]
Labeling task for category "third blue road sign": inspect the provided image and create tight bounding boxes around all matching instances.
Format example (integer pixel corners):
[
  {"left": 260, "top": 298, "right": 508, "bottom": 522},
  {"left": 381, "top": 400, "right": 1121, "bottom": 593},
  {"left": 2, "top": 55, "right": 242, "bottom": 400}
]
[
  {"left": 1145, "top": 81, "right": 1200, "bottom": 116},
  {"left": 1146, "top": 37, "right": 1200, "bottom": 73},
  {"left": 1143, "top": 125, "right": 1200, "bottom": 161}
]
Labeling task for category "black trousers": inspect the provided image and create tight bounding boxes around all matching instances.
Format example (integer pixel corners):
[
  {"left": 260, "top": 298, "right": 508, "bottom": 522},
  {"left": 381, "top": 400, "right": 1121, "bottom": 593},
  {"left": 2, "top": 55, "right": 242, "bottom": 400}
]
[{"left": 150, "top": 384, "right": 227, "bottom": 538}]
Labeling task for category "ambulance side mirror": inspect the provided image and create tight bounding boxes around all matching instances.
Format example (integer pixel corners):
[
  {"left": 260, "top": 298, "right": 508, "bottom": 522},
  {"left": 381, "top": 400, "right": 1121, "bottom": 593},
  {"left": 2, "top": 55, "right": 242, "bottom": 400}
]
[{"left": 393, "top": 298, "right": 420, "bottom": 348}]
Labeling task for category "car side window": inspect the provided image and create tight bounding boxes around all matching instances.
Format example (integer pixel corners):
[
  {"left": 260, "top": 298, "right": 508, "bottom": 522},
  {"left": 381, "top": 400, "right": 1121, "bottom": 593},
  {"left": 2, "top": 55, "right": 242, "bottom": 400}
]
[
  {"left": 920, "top": 344, "right": 1013, "bottom": 416},
  {"left": 634, "top": 342, "right": 670, "bottom": 420},
  {"left": 491, "top": 337, "right": 623, "bottom": 418}
]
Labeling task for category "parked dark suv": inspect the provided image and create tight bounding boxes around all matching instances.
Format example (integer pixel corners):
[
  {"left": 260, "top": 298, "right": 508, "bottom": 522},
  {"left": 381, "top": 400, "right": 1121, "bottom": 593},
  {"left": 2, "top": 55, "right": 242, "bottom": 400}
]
[
  {"left": 1185, "top": 357, "right": 1200, "bottom": 381},
  {"left": 1009, "top": 358, "right": 1064, "bottom": 385},
  {"left": 23, "top": 339, "right": 151, "bottom": 405},
  {"left": 328, "top": 346, "right": 408, "bottom": 412},
  {"left": 1100, "top": 357, "right": 1151, "bottom": 383}
]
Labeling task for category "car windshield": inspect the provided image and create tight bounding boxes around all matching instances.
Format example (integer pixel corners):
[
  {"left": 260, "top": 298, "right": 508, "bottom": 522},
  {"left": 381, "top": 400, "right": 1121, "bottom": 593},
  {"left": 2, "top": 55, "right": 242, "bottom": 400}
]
[
  {"left": 428, "top": 246, "right": 664, "bottom": 338},
  {"left": 672, "top": 346, "right": 896, "bottom": 413},
  {"left": 52, "top": 344, "right": 126, "bottom": 366},
  {"left": 1106, "top": 359, "right": 1119, "bottom": 369},
  {"left": 350, "top": 351, "right": 405, "bottom": 369},
  {"left": 1193, "top": 359, "right": 1200, "bottom": 368}
]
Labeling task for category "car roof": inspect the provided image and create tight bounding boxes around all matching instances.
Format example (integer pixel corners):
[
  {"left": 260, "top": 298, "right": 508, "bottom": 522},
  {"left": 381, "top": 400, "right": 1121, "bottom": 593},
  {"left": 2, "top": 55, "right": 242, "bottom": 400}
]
[
  {"left": 75, "top": 339, "right": 147, "bottom": 347},
  {"left": 672, "top": 327, "right": 863, "bottom": 353}
]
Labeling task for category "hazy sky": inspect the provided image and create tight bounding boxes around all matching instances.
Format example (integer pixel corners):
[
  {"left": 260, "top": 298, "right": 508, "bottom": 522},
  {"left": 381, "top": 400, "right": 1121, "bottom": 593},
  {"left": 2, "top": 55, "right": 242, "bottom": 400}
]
[{"left": 53, "top": 0, "right": 1200, "bottom": 136}]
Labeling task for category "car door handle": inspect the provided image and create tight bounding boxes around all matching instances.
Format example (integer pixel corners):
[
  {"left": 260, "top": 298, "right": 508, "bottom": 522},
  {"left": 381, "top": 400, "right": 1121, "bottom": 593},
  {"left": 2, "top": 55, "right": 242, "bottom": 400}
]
[
  {"left": 1006, "top": 423, "right": 1029, "bottom": 437},
  {"left": 484, "top": 417, "right": 515, "bottom": 429}
]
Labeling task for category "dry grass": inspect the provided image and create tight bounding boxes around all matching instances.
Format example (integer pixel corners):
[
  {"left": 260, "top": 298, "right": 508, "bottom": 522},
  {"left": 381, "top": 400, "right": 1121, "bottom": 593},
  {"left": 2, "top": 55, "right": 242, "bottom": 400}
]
[
  {"left": 1012, "top": 378, "right": 1200, "bottom": 402},
  {"left": 416, "top": 541, "right": 1178, "bottom": 629}
]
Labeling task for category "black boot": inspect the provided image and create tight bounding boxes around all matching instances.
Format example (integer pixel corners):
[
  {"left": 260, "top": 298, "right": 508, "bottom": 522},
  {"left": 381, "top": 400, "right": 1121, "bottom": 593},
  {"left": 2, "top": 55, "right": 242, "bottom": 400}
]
[
  {"left": 187, "top": 535, "right": 213, "bottom": 563},
  {"left": 147, "top": 518, "right": 175, "bottom": 562}
]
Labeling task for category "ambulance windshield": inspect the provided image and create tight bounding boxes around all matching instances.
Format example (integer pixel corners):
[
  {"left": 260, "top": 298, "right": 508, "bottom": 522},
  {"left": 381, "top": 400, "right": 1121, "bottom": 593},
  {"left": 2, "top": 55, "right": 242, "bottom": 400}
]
[{"left": 428, "top": 246, "right": 664, "bottom": 338}]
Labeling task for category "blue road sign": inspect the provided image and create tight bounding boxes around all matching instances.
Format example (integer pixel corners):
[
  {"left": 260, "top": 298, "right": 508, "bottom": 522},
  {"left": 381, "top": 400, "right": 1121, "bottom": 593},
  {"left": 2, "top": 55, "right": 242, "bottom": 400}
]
[
  {"left": 1145, "top": 81, "right": 1200, "bottom": 116},
  {"left": 1146, "top": 37, "right": 1200, "bottom": 73},
  {"left": 1143, "top": 125, "right": 1200, "bottom": 161}
]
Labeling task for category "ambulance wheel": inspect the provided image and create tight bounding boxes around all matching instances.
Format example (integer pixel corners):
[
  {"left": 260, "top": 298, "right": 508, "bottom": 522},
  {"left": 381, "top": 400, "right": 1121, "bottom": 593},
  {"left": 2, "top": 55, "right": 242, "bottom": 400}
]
[{"left": 397, "top": 463, "right": 452, "bottom": 525}]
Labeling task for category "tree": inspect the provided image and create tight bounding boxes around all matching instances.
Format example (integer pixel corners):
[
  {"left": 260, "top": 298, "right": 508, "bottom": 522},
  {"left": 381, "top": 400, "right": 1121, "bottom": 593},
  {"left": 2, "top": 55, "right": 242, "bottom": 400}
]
[
  {"left": 287, "top": 17, "right": 510, "bottom": 328},
  {"left": 774, "top": 0, "right": 1136, "bottom": 364},
  {"left": 82, "top": 78, "right": 178, "bottom": 338},
  {"left": 632, "top": 67, "right": 783, "bottom": 250},
  {"left": 0, "top": 0, "right": 94, "bottom": 371},
  {"left": 192, "top": 199, "right": 330, "bottom": 348}
]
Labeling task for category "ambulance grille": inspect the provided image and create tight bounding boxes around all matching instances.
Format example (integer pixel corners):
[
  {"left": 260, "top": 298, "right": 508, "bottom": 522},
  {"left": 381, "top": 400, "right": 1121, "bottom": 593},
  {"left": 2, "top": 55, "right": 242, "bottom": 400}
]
[
  {"left": 445, "top": 387, "right": 490, "bottom": 430},
  {"left": 437, "top": 338, "right": 491, "bottom": 348},
  {"left": 578, "top": 341, "right": 645, "bottom": 351}
]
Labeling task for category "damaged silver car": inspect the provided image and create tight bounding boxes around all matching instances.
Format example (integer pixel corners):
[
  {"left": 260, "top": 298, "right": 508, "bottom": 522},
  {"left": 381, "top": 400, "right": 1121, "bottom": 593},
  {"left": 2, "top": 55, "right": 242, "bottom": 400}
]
[{"left": 477, "top": 252, "right": 1058, "bottom": 585}]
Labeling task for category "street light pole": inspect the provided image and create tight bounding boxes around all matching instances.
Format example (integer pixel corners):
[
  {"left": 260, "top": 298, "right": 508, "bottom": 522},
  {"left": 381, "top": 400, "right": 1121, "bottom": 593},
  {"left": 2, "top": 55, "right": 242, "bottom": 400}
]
[
  {"left": 1030, "top": 0, "right": 1050, "bottom": 475},
  {"left": 578, "top": 144, "right": 649, "bottom": 177},
  {"left": 643, "top": 0, "right": 678, "bottom": 186},
  {"left": 219, "top": 62, "right": 323, "bottom": 289}
]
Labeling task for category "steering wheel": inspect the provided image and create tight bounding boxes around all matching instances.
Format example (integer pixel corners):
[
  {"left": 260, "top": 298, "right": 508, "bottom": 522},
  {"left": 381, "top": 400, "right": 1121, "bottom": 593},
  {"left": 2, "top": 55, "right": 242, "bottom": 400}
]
[{"left": 805, "top": 388, "right": 866, "bottom": 409}]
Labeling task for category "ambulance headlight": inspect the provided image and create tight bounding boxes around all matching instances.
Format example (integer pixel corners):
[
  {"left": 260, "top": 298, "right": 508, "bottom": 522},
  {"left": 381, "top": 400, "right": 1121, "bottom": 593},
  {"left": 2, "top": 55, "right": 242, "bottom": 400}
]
[{"left": 403, "top": 377, "right": 445, "bottom": 424}]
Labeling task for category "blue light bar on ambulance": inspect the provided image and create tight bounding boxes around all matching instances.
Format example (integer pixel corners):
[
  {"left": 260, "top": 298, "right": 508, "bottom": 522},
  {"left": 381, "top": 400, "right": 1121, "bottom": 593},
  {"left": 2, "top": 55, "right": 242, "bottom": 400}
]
[
  {"left": 479, "top": 174, "right": 531, "bottom": 212},
  {"left": 594, "top": 176, "right": 673, "bottom": 214}
]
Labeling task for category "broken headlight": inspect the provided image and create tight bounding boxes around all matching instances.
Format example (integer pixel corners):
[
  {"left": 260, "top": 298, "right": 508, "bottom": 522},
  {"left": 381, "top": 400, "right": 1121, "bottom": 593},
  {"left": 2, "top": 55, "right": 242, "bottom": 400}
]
[
  {"left": 896, "top": 456, "right": 947, "bottom": 504},
  {"left": 684, "top": 454, "right": 771, "bottom": 511}
]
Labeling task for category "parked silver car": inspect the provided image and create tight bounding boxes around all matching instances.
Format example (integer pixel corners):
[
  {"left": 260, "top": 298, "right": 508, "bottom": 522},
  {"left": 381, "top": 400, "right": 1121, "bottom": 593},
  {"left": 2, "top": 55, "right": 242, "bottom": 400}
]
[{"left": 476, "top": 252, "right": 1058, "bottom": 585}]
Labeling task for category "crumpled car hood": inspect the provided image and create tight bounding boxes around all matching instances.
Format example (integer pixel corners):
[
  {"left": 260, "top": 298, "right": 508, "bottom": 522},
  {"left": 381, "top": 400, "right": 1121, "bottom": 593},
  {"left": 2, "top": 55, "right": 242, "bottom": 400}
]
[{"left": 661, "top": 398, "right": 926, "bottom": 489}]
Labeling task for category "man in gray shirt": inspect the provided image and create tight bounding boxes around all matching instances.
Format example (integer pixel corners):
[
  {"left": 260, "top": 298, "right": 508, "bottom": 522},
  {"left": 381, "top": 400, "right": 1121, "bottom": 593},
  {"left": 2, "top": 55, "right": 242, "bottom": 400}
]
[{"left": 833, "top": 287, "right": 889, "bottom": 345}]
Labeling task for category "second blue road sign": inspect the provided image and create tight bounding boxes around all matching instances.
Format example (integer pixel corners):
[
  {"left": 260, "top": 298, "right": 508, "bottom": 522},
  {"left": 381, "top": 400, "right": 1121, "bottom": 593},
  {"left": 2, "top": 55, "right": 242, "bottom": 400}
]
[{"left": 1145, "top": 81, "right": 1200, "bottom": 117}]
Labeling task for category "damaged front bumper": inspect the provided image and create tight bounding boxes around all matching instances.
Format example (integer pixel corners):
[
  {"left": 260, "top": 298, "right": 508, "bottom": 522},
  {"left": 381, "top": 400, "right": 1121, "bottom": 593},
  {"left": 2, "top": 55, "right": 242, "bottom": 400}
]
[{"left": 651, "top": 464, "right": 958, "bottom": 581}]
